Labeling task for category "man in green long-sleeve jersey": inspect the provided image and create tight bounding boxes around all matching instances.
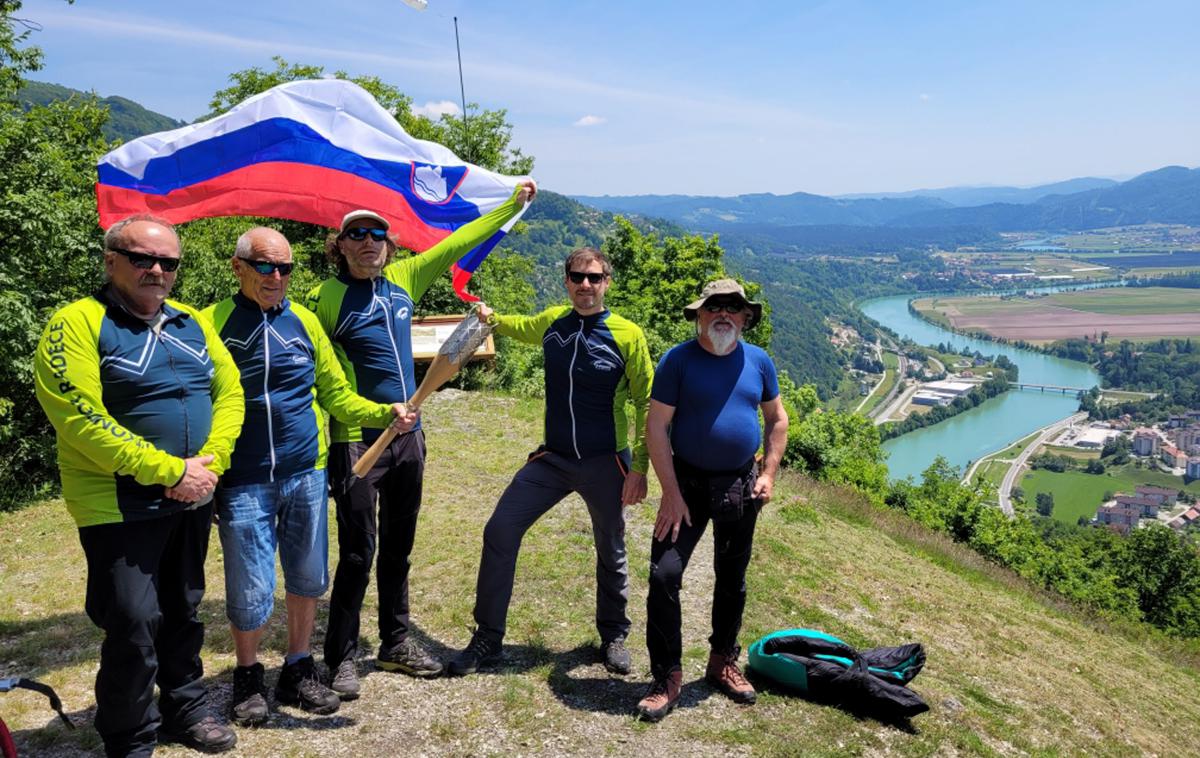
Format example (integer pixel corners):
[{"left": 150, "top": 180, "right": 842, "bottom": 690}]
[{"left": 306, "top": 181, "right": 535, "bottom": 698}]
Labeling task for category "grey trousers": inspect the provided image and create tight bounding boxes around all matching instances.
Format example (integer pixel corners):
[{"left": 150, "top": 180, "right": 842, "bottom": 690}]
[{"left": 473, "top": 447, "right": 632, "bottom": 644}]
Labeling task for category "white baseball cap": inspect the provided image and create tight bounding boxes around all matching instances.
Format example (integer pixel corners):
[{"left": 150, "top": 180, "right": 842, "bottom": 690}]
[{"left": 339, "top": 209, "right": 389, "bottom": 233}]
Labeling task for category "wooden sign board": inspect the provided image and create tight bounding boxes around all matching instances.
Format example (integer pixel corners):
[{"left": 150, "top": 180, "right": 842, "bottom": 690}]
[{"left": 411, "top": 314, "right": 496, "bottom": 363}]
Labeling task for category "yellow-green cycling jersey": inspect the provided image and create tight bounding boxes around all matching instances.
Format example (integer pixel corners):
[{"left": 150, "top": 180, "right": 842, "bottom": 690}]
[{"left": 34, "top": 286, "right": 244, "bottom": 527}]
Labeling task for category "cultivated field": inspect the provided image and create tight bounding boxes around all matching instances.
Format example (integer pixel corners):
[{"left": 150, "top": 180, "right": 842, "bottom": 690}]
[{"left": 914, "top": 287, "right": 1200, "bottom": 343}]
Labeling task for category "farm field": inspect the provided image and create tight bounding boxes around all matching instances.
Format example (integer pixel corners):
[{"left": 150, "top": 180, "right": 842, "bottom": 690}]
[
  {"left": 1020, "top": 464, "right": 1200, "bottom": 525},
  {"left": 912, "top": 287, "right": 1200, "bottom": 343}
]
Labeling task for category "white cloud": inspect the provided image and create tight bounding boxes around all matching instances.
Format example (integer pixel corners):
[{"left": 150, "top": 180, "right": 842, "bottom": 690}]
[
  {"left": 573, "top": 115, "right": 606, "bottom": 127},
  {"left": 413, "top": 100, "right": 462, "bottom": 119}
]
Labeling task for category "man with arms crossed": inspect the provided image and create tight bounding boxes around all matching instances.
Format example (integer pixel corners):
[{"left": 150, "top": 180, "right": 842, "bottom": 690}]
[
  {"left": 34, "top": 215, "right": 244, "bottom": 755},
  {"left": 635, "top": 279, "right": 788, "bottom": 722},
  {"left": 307, "top": 181, "right": 535, "bottom": 697},
  {"left": 203, "top": 227, "right": 417, "bottom": 723},
  {"left": 448, "top": 247, "right": 653, "bottom": 676}
]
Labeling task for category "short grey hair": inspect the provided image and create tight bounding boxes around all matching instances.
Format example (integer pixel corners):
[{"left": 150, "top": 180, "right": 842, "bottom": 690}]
[
  {"left": 234, "top": 226, "right": 290, "bottom": 259},
  {"left": 104, "top": 214, "right": 180, "bottom": 252}
]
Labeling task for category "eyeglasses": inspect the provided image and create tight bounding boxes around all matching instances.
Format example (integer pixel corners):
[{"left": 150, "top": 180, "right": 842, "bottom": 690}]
[
  {"left": 702, "top": 302, "right": 746, "bottom": 314},
  {"left": 567, "top": 271, "right": 607, "bottom": 285},
  {"left": 237, "top": 257, "right": 294, "bottom": 276},
  {"left": 108, "top": 247, "right": 181, "bottom": 272},
  {"left": 342, "top": 227, "right": 389, "bottom": 242}
]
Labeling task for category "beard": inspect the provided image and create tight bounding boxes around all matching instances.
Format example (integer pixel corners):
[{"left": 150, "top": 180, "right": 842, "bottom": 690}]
[{"left": 702, "top": 319, "right": 740, "bottom": 355}]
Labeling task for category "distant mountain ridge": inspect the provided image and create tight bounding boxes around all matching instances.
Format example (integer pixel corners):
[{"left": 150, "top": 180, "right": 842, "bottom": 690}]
[
  {"left": 575, "top": 165, "right": 1200, "bottom": 232},
  {"left": 836, "top": 177, "right": 1119, "bottom": 206},
  {"left": 17, "top": 80, "right": 185, "bottom": 142}
]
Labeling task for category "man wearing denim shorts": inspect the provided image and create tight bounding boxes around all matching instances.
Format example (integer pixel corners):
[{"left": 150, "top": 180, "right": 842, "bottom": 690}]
[{"left": 204, "top": 227, "right": 415, "bottom": 725}]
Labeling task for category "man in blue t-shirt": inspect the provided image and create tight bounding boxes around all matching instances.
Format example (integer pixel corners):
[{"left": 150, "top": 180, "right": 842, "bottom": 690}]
[{"left": 635, "top": 278, "right": 789, "bottom": 722}]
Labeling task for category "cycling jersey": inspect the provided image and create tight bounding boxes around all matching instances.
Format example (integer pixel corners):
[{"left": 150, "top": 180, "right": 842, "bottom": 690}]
[
  {"left": 34, "top": 286, "right": 244, "bottom": 527},
  {"left": 203, "top": 293, "right": 394, "bottom": 487},
  {"left": 306, "top": 192, "right": 524, "bottom": 444},
  {"left": 493, "top": 306, "right": 652, "bottom": 473}
]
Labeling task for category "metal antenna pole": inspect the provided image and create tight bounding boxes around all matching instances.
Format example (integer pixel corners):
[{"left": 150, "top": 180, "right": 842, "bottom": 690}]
[{"left": 453, "top": 16, "right": 471, "bottom": 161}]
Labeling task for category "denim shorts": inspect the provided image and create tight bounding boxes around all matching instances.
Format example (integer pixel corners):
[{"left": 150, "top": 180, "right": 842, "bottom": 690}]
[{"left": 216, "top": 468, "right": 330, "bottom": 631}]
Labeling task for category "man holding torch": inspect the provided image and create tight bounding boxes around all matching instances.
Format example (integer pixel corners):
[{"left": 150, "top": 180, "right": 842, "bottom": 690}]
[{"left": 306, "top": 181, "right": 536, "bottom": 698}]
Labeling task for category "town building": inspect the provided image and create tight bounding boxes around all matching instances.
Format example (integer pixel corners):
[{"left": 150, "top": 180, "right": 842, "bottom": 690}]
[
  {"left": 1168, "top": 506, "right": 1200, "bottom": 531},
  {"left": 1114, "top": 494, "right": 1161, "bottom": 518},
  {"left": 1132, "top": 428, "right": 1160, "bottom": 456},
  {"left": 1095, "top": 503, "right": 1140, "bottom": 534},
  {"left": 1188, "top": 457, "right": 1200, "bottom": 479},
  {"left": 1161, "top": 444, "right": 1188, "bottom": 469},
  {"left": 1135, "top": 485, "right": 1179, "bottom": 506}
]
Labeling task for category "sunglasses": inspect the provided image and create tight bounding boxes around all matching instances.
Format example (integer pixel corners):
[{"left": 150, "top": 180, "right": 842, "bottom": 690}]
[
  {"left": 237, "top": 257, "right": 294, "bottom": 276},
  {"left": 567, "top": 271, "right": 607, "bottom": 285},
  {"left": 342, "top": 227, "right": 389, "bottom": 242},
  {"left": 702, "top": 302, "right": 746, "bottom": 314},
  {"left": 109, "top": 247, "right": 181, "bottom": 272}
]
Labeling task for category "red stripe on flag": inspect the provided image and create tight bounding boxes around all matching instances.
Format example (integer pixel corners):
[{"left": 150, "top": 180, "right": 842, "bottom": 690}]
[
  {"left": 96, "top": 162, "right": 453, "bottom": 251},
  {"left": 451, "top": 264, "right": 481, "bottom": 303}
]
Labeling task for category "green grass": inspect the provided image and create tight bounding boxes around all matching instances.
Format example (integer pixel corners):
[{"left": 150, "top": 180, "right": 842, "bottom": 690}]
[
  {"left": 5, "top": 391, "right": 1200, "bottom": 756},
  {"left": 1044, "top": 287, "right": 1200, "bottom": 315},
  {"left": 1021, "top": 463, "right": 1200, "bottom": 525}
]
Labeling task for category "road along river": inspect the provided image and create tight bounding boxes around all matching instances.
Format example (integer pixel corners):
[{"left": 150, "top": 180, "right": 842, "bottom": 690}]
[{"left": 859, "top": 294, "right": 1101, "bottom": 481}]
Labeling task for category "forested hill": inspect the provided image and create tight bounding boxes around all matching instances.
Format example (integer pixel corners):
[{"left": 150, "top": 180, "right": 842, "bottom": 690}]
[{"left": 18, "top": 80, "right": 185, "bottom": 141}]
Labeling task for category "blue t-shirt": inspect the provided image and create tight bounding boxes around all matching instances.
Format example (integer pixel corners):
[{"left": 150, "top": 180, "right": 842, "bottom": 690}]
[{"left": 651, "top": 339, "right": 780, "bottom": 471}]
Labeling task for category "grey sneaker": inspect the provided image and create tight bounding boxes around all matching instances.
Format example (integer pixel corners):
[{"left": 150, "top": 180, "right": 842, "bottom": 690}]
[
  {"left": 447, "top": 632, "right": 502, "bottom": 677},
  {"left": 161, "top": 714, "right": 238, "bottom": 753},
  {"left": 230, "top": 662, "right": 269, "bottom": 726},
  {"left": 328, "top": 658, "right": 360, "bottom": 701},
  {"left": 276, "top": 656, "right": 340, "bottom": 714},
  {"left": 600, "top": 638, "right": 632, "bottom": 675},
  {"left": 377, "top": 637, "right": 444, "bottom": 678}
]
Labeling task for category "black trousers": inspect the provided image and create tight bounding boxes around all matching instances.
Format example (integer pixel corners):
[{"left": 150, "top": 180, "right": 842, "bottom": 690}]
[
  {"left": 473, "top": 448, "right": 631, "bottom": 645},
  {"left": 324, "top": 431, "right": 425, "bottom": 668},
  {"left": 78, "top": 504, "right": 213, "bottom": 758},
  {"left": 645, "top": 462, "right": 759, "bottom": 680}
]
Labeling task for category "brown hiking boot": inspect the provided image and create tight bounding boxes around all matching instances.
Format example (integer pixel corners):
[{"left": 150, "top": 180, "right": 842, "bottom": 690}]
[
  {"left": 706, "top": 648, "right": 756, "bottom": 704},
  {"left": 635, "top": 669, "right": 682, "bottom": 722}
]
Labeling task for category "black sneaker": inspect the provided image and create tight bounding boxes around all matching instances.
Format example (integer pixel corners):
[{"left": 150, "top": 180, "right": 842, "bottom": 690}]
[
  {"left": 230, "top": 662, "right": 269, "bottom": 726},
  {"left": 377, "top": 637, "right": 444, "bottom": 678},
  {"left": 447, "top": 632, "right": 502, "bottom": 677},
  {"left": 161, "top": 715, "right": 237, "bottom": 753},
  {"left": 328, "top": 658, "right": 360, "bottom": 701},
  {"left": 600, "top": 638, "right": 632, "bottom": 675},
  {"left": 275, "top": 656, "right": 341, "bottom": 715}
]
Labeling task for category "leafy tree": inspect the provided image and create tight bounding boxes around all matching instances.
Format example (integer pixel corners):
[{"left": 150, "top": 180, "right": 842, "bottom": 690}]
[
  {"left": 0, "top": 2, "right": 109, "bottom": 507},
  {"left": 1036, "top": 492, "right": 1055, "bottom": 517}
]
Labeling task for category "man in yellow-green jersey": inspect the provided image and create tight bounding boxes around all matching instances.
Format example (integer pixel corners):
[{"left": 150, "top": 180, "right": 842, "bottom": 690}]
[
  {"left": 34, "top": 215, "right": 244, "bottom": 756},
  {"left": 306, "top": 181, "right": 535, "bottom": 695}
]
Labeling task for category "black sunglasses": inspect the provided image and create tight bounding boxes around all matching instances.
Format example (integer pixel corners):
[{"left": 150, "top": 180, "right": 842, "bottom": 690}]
[
  {"left": 108, "top": 247, "right": 181, "bottom": 272},
  {"left": 237, "top": 257, "right": 294, "bottom": 276},
  {"left": 342, "top": 227, "right": 389, "bottom": 242},
  {"left": 702, "top": 302, "right": 746, "bottom": 314},
  {"left": 567, "top": 271, "right": 607, "bottom": 285}
]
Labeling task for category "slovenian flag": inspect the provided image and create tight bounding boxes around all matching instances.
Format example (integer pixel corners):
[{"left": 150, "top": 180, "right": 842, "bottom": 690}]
[{"left": 95, "top": 79, "right": 533, "bottom": 300}]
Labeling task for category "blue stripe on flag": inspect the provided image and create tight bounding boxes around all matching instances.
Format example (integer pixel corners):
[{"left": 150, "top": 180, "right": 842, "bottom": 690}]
[{"left": 97, "top": 118, "right": 483, "bottom": 227}]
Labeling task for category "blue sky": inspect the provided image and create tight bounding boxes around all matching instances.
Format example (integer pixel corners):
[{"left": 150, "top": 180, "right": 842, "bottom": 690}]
[{"left": 18, "top": 0, "right": 1200, "bottom": 195}]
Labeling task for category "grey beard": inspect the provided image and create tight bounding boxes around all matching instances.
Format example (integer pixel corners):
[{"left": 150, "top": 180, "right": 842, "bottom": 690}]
[{"left": 702, "top": 321, "right": 739, "bottom": 355}]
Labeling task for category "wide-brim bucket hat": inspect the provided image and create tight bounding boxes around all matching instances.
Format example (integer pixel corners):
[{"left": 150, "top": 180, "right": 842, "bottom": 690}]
[{"left": 683, "top": 278, "right": 763, "bottom": 329}]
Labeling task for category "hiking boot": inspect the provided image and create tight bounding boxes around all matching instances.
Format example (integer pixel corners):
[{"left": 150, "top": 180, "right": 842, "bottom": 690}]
[
  {"left": 705, "top": 648, "right": 757, "bottom": 705},
  {"left": 635, "top": 669, "right": 683, "bottom": 722},
  {"left": 377, "top": 637, "right": 444, "bottom": 678},
  {"left": 275, "top": 655, "right": 341, "bottom": 715},
  {"left": 161, "top": 714, "right": 237, "bottom": 753},
  {"left": 328, "top": 658, "right": 360, "bottom": 701},
  {"left": 229, "top": 662, "right": 269, "bottom": 726},
  {"left": 600, "top": 637, "right": 632, "bottom": 675},
  {"left": 446, "top": 631, "right": 502, "bottom": 677}
]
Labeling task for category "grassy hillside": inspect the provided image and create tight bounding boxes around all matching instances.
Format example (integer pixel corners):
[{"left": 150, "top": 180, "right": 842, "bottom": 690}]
[{"left": 3, "top": 391, "right": 1199, "bottom": 756}]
